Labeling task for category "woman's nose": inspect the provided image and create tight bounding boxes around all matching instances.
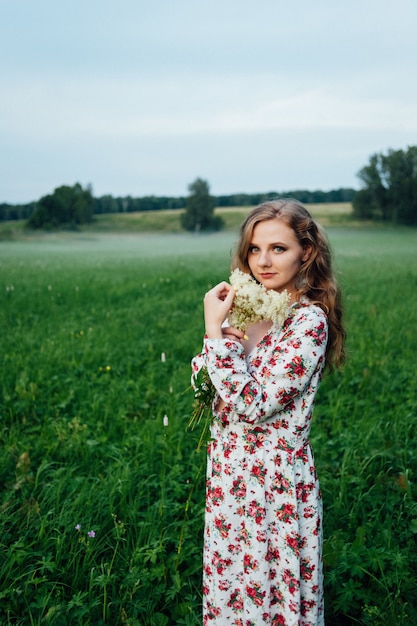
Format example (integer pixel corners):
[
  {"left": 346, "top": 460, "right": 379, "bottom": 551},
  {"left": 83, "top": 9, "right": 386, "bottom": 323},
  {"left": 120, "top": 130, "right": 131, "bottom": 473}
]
[{"left": 258, "top": 251, "right": 271, "bottom": 267}]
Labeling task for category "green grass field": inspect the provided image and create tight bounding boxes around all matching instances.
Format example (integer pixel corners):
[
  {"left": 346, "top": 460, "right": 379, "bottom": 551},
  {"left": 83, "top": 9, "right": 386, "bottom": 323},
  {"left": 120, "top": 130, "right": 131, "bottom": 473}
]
[{"left": 1, "top": 220, "right": 417, "bottom": 625}]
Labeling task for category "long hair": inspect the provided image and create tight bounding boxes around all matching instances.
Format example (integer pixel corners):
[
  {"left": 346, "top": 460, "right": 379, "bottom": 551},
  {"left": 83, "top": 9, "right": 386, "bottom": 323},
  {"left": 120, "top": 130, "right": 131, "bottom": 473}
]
[{"left": 232, "top": 199, "right": 346, "bottom": 370}]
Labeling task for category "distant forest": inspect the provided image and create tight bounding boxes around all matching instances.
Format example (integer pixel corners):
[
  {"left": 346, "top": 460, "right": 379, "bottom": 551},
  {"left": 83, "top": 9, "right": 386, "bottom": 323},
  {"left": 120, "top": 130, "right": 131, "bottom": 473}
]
[{"left": 0, "top": 187, "right": 355, "bottom": 222}]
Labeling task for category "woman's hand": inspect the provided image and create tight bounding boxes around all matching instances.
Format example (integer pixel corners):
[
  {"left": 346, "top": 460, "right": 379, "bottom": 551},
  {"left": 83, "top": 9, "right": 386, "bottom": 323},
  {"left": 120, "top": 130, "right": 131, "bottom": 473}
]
[
  {"left": 204, "top": 282, "right": 236, "bottom": 339},
  {"left": 222, "top": 326, "right": 246, "bottom": 344}
]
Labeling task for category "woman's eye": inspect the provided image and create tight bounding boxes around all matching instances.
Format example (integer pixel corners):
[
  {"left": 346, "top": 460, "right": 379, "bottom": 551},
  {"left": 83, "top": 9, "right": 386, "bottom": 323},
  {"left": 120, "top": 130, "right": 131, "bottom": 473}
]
[
  {"left": 248, "top": 246, "right": 259, "bottom": 253},
  {"left": 274, "top": 246, "right": 285, "bottom": 253}
]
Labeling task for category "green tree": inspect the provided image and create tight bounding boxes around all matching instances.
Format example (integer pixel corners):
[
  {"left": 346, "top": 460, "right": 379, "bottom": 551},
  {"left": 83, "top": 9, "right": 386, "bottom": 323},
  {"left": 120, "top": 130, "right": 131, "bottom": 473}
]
[
  {"left": 181, "top": 178, "right": 223, "bottom": 232},
  {"left": 353, "top": 147, "right": 417, "bottom": 225},
  {"left": 27, "top": 183, "right": 94, "bottom": 229}
]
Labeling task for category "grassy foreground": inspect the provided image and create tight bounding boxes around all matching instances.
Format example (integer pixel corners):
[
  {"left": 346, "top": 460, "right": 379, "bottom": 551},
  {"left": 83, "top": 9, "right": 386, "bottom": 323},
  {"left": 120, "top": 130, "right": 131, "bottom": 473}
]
[{"left": 1, "top": 225, "right": 417, "bottom": 625}]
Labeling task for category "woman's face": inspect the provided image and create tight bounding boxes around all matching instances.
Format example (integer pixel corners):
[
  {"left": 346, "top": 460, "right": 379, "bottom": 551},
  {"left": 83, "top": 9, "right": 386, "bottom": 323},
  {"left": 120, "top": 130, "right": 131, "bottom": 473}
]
[{"left": 247, "top": 218, "right": 310, "bottom": 296}]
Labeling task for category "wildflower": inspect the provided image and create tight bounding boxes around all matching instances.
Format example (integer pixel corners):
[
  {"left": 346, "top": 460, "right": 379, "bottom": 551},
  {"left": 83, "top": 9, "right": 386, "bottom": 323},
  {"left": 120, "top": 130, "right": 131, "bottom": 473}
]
[
  {"left": 163, "top": 415, "right": 169, "bottom": 427},
  {"left": 161, "top": 352, "right": 166, "bottom": 363},
  {"left": 75, "top": 524, "right": 81, "bottom": 531},
  {"left": 189, "top": 367, "right": 216, "bottom": 428},
  {"left": 105, "top": 365, "right": 111, "bottom": 371},
  {"left": 228, "top": 269, "right": 290, "bottom": 332},
  {"left": 88, "top": 530, "right": 96, "bottom": 538}
]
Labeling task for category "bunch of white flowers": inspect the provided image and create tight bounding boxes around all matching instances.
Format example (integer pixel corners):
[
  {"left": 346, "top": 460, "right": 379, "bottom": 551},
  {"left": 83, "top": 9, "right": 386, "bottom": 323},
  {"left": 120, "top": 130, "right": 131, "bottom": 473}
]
[
  {"left": 228, "top": 268, "right": 290, "bottom": 331},
  {"left": 188, "top": 270, "right": 291, "bottom": 449}
]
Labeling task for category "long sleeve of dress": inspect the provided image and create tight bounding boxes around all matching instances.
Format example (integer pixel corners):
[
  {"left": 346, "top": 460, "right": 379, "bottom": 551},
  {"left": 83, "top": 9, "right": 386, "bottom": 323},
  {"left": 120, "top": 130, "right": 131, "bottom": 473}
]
[{"left": 201, "top": 305, "right": 327, "bottom": 425}]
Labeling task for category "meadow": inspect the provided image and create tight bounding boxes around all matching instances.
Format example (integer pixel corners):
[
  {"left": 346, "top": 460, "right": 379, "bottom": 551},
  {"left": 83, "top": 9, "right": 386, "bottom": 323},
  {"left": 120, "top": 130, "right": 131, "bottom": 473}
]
[
  {"left": 0, "top": 202, "right": 354, "bottom": 240},
  {"left": 1, "top": 216, "right": 417, "bottom": 625}
]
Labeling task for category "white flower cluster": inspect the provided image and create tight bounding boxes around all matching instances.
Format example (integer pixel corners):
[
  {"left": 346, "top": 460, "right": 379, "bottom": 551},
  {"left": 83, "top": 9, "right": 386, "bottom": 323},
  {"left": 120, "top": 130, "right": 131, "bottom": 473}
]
[{"left": 228, "top": 268, "right": 291, "bottom": 332}]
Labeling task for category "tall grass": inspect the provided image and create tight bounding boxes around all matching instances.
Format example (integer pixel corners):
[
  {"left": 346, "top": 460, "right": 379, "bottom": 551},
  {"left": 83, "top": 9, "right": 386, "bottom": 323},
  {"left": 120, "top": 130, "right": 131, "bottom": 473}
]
[{"left": 1, "top": 226, "right": 416, "bottom": 625}]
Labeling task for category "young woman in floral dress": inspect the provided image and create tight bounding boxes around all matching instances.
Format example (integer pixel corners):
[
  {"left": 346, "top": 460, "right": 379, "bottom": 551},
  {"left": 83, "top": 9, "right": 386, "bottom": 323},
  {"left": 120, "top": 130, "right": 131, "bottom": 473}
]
[{"left": 192, "top": 199, "right": 345, "bottom": 625}]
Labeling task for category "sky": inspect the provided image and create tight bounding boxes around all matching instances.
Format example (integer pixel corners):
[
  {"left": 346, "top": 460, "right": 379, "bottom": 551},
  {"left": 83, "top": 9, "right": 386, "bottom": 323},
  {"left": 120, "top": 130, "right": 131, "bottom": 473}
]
[{"left": 1, "top": 0, "right": 417, "bottom": 204}]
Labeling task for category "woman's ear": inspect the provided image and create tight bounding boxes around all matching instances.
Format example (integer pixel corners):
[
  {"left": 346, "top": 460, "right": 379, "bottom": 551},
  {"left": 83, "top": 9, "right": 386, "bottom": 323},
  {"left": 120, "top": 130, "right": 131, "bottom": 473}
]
[{"left": 302, "top": 245, "right": 312, "bottom": 262}]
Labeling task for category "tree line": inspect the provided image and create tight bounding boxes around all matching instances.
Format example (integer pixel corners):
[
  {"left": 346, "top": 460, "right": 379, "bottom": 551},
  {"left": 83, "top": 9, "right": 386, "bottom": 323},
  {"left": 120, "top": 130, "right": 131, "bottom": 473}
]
[
  {"left": 26, "top": 184, "right": 94, "bottom": 229},
  {"left": 0, "top": 186, "right": 355, "bottom": 225},
  {"left": 353, "top": 145, "right": 417, "bottom": 225},
  {"left": 2, "top": 144, "right": 416, "bottom": 228}
]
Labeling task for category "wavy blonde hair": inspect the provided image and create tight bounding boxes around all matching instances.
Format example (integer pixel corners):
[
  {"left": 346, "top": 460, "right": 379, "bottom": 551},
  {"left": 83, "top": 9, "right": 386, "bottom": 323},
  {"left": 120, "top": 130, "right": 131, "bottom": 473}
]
[{"left": 232, "top": 199, "right": 346, "bottom": 370}]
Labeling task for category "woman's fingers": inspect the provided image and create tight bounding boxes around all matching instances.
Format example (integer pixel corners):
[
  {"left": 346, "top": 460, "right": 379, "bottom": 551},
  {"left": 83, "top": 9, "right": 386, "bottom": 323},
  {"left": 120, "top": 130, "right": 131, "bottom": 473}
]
[
  {"left": 222, "top": 326, "right": 245, "bottom": 342},
  {"left": 205, "top": 281, "right": 233, "bottom": 302},
  {"left": 204, "top": 282, "right": 236, "bottom": 337}
]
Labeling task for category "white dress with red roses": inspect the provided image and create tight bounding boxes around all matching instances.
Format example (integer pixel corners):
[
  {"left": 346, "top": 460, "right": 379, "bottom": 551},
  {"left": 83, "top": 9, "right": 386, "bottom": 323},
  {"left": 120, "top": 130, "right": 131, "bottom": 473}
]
[{"left": 192, "top": 303, "right": 327, "bottom": 626}]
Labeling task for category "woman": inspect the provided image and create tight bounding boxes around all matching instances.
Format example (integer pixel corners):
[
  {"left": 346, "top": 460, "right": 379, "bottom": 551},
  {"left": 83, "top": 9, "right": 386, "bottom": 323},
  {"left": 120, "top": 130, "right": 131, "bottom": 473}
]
[{"left": 192, "top": 199, "right": 345, "bottom": 625}]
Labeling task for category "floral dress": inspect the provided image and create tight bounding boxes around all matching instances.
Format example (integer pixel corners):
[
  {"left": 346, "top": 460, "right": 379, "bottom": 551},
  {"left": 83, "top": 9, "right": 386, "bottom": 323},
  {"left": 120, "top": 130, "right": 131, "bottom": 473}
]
[{"left": 191, "top": 302, "right": 328, "bottom": 626}]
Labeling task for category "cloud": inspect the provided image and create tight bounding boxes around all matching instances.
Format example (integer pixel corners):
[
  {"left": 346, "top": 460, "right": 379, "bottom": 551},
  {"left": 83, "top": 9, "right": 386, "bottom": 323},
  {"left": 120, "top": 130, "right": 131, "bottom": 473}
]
[
  {"left": 1, "top": 0, "right": 417, "bottom": 202},
  {"left": 2, "top": 71, "right": 416, "bottom": 146}
]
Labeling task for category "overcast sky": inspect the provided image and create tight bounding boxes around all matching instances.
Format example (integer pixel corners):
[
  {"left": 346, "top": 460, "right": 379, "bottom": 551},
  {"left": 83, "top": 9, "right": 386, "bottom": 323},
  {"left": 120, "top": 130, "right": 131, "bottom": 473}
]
[{"left": 1, "top": 0, "right": 417, "bottom": 204}]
